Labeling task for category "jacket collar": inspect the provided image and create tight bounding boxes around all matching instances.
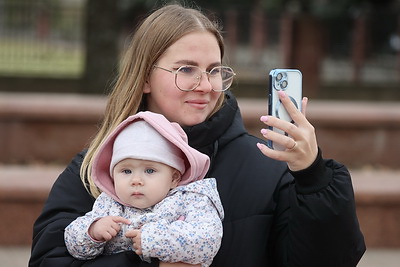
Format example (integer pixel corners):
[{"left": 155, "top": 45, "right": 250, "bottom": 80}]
[{"left": 183, "top": 91, "right": 247, "bottom": 157}]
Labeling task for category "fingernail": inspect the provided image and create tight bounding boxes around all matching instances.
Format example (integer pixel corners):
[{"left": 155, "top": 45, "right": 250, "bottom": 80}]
[
  {"left": 260, "top": 128, "right": 268, "bottom": 135},
  {"left": 256, "top": 143, "right": 263, "bottom": 150},
  {"left": 279, "top": 91, "right": 286, "bottom": 98},
  {"left": 260, "top": 116, "right": 268, "bottom": 122}
]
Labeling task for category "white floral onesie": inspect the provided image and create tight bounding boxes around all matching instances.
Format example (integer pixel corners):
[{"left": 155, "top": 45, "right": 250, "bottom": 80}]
[{"left": 64, "top": 178, "right": 224, "bottom": 267}]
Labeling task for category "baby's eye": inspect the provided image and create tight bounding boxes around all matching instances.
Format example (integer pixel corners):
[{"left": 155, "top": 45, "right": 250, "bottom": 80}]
[
  {"left": 122, "top": 169, "right": 132, "bottom": 175},
  {"left": 145, "top": 168, "right": 155, "bottom": 174}
]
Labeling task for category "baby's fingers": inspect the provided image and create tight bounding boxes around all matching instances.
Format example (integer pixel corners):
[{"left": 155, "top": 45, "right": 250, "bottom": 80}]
[
  {"left": 125, "top": 229, "right": 140, "bottom": 238},
  {"left": 111, "top": 216, "right": 131, "bottom": 225}
]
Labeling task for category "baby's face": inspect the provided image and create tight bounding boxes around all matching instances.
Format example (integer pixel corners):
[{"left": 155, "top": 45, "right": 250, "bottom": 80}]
[{"left": 113, "top": 158, "right": 179, "bottom": 208}]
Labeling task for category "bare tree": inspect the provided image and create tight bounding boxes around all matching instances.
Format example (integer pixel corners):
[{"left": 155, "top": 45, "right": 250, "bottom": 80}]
[{"left": 83, "top": 0, "right": 119, "bottom": 94}]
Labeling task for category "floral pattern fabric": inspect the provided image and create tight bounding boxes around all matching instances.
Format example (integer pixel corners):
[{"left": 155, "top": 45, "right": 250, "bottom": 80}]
[{"left": 65, "top": 178, "right": 224, "bottom": 267}]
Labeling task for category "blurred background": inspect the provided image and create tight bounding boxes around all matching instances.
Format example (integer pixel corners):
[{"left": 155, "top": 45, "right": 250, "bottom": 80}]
[
  {"left": 0, "top": 0, "right": 399, "bottom": 98},
  {"left": 0, "top": 0, "right": 399, "bottom": 266}
]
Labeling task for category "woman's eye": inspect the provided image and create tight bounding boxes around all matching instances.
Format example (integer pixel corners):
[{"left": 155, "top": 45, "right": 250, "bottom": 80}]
[
  {"left": 178, "top": 66, "right": 194, "bottom": 74},
  {"left": 145, "top": 168, "right": 155, "bottom": 174},
  {"left": 209, "top": 67, "right": 221, "bottom": 76}
]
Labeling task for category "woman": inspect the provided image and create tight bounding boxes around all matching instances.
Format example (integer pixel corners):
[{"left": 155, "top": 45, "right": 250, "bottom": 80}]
[{"left": 29, "top": 3, "right": 365, "bottom": 267}]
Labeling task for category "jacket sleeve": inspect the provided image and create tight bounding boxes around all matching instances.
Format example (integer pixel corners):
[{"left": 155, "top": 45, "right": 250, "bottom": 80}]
[
  {"left": 29, "top": 151, "right": 159, "bottom": 267},
  {"left": 64, "top": 193, "right": 117, "bottom": 260},
  {"left": 269, "top": 149, "right": 366, "bottom": 267},
  {"left": 140, "top": 185, "right": 223, "bottom": 266}
]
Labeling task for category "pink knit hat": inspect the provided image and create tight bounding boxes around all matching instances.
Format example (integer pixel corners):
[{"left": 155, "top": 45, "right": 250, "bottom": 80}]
[
  {"left": 109, "top": 120, "right": 186, "bottom": 177},
  {"left": 91, "top": 111, "right": 210, "bottom": 204}
]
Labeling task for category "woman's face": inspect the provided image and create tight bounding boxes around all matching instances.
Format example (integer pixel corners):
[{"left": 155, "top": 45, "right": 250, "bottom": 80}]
[{"left": 144, "top": 31, "right": 222, "bottom": 127}]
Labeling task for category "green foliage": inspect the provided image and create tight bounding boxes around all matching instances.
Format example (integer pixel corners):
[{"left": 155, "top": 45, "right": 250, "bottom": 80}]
[
  {"left": 227, "top": 0, "right": 397, "bottom": 18},
  {"left": 0, "top": 38, "right": 83, "bottom": 77}
]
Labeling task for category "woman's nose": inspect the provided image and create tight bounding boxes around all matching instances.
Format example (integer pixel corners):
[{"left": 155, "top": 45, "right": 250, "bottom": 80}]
[{"left": 194, "top": 72, "right": 213, "bottom": 92}]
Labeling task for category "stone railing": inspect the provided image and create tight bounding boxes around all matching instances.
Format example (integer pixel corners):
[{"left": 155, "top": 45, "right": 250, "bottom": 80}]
[
  {"left": 1, "top": 93, "right": 399, "bottom": 168},
  {"left": 1, "top": 92, "right": 400, "bottom": 247}
]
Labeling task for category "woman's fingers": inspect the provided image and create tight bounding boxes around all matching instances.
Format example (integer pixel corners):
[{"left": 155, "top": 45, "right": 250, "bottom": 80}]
[
  {"left": 301, "top": 96, "right": 308, "bottom": 116},
  {"left": 259, "top": 92, "right": 318, "bottom": 171},
  {"left": 260, "top": 115, "right": 301, "bottom": 141},
  {"left": 260, "top": 128, "right": 296, "bottom": 150},
  {"left": 278, "top": 91, "right": 308, "bottom": 126}
]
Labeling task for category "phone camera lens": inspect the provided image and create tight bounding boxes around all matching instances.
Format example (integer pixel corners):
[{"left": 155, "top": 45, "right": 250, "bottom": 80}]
[
  {"left": 281, "top": 80, "right": 288, "bottom": 89},
  {"left": 276, "top": 73, "right": 283, "bottom": 81}
]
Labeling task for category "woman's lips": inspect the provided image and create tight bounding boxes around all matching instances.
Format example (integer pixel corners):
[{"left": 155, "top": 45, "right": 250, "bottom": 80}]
[{"left": 186, "top": 99, "right": 209, "bottom": 109}]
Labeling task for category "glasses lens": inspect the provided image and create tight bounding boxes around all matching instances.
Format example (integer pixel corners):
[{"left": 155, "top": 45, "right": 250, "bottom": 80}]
[
  {"left": 175, "top": 65, "right": 235, "bottom": 92},
  {"left": 175, "top": 66, "right": 201, "bottom": 91},
  {"left": 209, "top": 67, "right": 235, "bottom": 92}
]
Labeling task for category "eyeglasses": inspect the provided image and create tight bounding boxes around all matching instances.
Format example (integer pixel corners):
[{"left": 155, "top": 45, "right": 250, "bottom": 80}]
[{"left": 153, "top": 65, "right": 236, "bottom": 92}]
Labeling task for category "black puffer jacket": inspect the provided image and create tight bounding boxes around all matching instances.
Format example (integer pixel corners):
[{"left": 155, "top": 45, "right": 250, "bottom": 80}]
[{"left": 29, "top": 92, "right": 365, "bottom": 267}]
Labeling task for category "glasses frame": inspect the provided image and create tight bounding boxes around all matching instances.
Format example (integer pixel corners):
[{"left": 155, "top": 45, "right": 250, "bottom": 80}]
[{"left": 153, "top": 65, "right": 236, "bottom": 92}]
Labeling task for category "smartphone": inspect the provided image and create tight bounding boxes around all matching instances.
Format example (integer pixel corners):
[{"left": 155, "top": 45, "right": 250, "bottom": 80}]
[{"left": 267, "top": 69, "right": 302, "bottom": 150}]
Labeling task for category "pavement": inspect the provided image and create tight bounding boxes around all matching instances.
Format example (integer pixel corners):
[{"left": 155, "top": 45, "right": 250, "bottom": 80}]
[{"left": 2, "top": 246, "right": 400, "bottom": 266}]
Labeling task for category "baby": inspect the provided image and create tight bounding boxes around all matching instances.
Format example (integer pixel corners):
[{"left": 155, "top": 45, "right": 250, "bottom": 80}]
[{"left": 64, "top": 111, "right": 224, "bottom": 266}]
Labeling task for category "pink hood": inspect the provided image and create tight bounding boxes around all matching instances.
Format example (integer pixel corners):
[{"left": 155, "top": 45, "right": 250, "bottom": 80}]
[{"left": 91, "top": 111, "right": 210, "bottom": 204}]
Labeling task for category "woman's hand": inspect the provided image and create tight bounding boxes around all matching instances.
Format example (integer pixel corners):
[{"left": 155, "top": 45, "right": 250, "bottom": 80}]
[{"left": 257, "top": 91, "right": 318, "bottom": 171}]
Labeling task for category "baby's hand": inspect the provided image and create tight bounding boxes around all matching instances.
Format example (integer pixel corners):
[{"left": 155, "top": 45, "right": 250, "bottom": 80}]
[
  {"left": 88, "top": 216, "right": 131, "bottom": 242},
  {"left": 125, "top": 229, "right": 142, "bottom": 255}
]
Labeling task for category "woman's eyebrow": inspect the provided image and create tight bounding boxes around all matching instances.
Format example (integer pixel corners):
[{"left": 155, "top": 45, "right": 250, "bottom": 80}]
[
  {"left": 174, "top": 60, "right": 198, "bottom": 66},
  {"left": 173, "top": 60, "right": 222, "bottom": 68}
]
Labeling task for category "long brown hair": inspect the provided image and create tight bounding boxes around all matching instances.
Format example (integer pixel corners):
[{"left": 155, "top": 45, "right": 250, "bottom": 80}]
[{"left": 80, "top": 4, "right": 226, "bottom": 197}]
